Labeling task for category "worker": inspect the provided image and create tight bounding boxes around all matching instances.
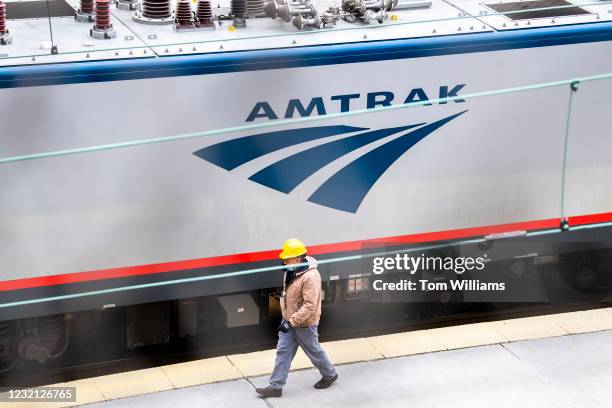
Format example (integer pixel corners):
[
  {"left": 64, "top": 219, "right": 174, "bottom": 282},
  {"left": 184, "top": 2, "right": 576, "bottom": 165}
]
[{"left": 256, "top": 238, "right": 338, "bottom": 398}]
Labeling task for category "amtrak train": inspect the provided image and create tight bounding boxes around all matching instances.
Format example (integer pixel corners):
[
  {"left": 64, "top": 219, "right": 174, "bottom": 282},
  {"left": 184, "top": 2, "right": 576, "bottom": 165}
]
[{"left": 1, "top": 0, "right": 612, "bottom": 373}]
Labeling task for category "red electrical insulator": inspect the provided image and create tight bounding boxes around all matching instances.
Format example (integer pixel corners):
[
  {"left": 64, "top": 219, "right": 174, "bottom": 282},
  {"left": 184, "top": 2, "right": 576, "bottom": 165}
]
[
  {"left": 133, "top": 0, "right": 172, "bottom": 24},
  {"left": 195, "top": 0, "right": 214, "bottom": 28},
  {"left": 90, "top": 0, "right": 117, "bottom": 39},
  {"left": 81, "top": 0, "right": 94, "bottom": 13},
  {"left": 0, "top": 0, "right": 11, "bottom": 45},
  {"left": 76, "top": 0, "right": 96, "bottom": 22},
  {"left": 0, "top": 1, "right": 6, "bottom": 34},
  {"left": 174, "top": 0, "right": 195, "bottom": 29},
  {"left": 95, "top": 0, "right": 111, "bottom": 29}
]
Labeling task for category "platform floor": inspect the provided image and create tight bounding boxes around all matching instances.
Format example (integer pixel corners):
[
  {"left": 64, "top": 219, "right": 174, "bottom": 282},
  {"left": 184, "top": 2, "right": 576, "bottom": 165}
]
[{"left": 83, "top": 329, "right": 612, "bottom": 408}]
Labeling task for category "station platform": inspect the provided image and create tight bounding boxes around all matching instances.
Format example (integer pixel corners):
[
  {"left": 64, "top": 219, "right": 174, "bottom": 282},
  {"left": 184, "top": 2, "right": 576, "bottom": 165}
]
[
  {"left": 5, "top": 307, "right": 612, "bottom": 408},
  {"left": 84, "top": 328, "right": 612, "bottom": 408}
]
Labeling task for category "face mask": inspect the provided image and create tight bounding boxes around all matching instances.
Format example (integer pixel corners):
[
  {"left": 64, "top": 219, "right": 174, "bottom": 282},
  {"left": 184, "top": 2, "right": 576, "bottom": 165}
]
[
  {"left": 283, "top": 263, "right": 297, "bottom": 272},
  {"left": 283, "top": 256, "right": 307, "bottom": 274}
]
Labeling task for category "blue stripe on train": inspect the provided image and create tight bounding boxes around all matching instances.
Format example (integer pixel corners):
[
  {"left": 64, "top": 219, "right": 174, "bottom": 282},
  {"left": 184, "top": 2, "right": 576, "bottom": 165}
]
[
  {"left": 194, "top": 111, "right": 467, "bottom": 213},
  {"left": 193, "top": 125, "right": 367, "bottom": 170},
  {"left": 248, "top": 125, "right": 423, "bottom": 193},
  {"left": 308, "top": 110, "right": 467, "bottom": 213}
]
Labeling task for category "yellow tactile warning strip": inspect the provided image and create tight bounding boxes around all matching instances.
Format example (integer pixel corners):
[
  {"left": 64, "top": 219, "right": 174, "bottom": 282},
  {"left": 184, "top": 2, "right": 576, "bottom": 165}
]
[
  {"left": 93, "top": 367, "right": 174, "bottom": 400},
  {"left": 5, "top": 307, "right": 612, "bottom": 407},
  {"left": 368, "top": 329, "right": 446, "bottom": 358},
  {"left": 490, "top": 314, "right": 569, "bottom": 341},
  {"left": 227, "top": 346, "right": 316, "bottom": 377},
  {"left": 291, "top": 348, "right": 315, "bottom": 370},
  {"left": 227, "top": 349, "right": 278, "bottom": 377},
  {"left": 161, "top": 356, "right": 243, "bottom": 388},
  {"left": 323, "top": 338, "right": 383, "bottom": 364},
  {"left": 552, "top": 308, "right": 612, "bottom": 334},
  {"left": 428, "top": 321, "right": 507, "bottom": 349}
]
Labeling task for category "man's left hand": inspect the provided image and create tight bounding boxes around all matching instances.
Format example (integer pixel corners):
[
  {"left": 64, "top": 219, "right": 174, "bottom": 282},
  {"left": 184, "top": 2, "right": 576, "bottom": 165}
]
[{"left": 278, "top": 320, "right": 292, "bottom": 333}]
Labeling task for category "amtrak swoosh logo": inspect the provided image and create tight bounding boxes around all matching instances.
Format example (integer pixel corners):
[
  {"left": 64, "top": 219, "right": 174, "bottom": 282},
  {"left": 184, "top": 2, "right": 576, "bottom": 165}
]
[{"left": 194, "top": 110, "right": 467, "bottom": 213}]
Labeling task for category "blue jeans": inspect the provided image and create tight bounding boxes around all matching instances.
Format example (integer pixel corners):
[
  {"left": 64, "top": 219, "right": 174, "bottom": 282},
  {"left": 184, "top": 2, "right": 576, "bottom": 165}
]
[{"left": 269, "top": 324, "right": 337, "bottom": 389}]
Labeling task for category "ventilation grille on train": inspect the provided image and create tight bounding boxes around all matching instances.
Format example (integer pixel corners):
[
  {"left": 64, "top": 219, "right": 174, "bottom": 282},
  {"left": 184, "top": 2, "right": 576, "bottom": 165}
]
[
  {"left": 6, "top": 0, "right": 75, "bottom": 20},
  {"left": 485, "top": 0, "right": 591, "bottom": 20}
]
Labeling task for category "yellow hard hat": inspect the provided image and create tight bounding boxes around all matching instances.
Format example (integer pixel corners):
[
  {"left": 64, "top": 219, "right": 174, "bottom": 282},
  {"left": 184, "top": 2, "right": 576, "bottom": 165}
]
[{"left": 279, "top": 238, "right": 307, "bottom": 260}]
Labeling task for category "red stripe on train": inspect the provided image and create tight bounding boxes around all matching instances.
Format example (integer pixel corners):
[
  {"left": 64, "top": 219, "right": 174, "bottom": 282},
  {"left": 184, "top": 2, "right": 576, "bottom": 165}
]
[{"left": 0, "top": 211, "right": 610, "bottom": 292}]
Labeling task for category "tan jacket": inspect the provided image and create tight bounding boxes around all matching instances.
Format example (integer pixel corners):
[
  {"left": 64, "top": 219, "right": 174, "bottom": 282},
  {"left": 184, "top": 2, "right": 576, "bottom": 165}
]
[{"left": 280, "top": 256, "right": 322, "bottom": 327}]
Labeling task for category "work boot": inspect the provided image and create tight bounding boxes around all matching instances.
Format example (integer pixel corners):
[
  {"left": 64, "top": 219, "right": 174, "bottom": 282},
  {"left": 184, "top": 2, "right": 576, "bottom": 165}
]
[
  {"left": 255, "top": 386, "right": 282, "bottom": 398},
  {"left": 314, "top": 374, "right": 338, "bottom": 389}
]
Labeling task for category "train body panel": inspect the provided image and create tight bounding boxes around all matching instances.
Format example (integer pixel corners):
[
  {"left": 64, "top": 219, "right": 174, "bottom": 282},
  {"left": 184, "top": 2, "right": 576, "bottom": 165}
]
[{"left": 1, "top": 24, "right": 612, "bottom": 318}]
